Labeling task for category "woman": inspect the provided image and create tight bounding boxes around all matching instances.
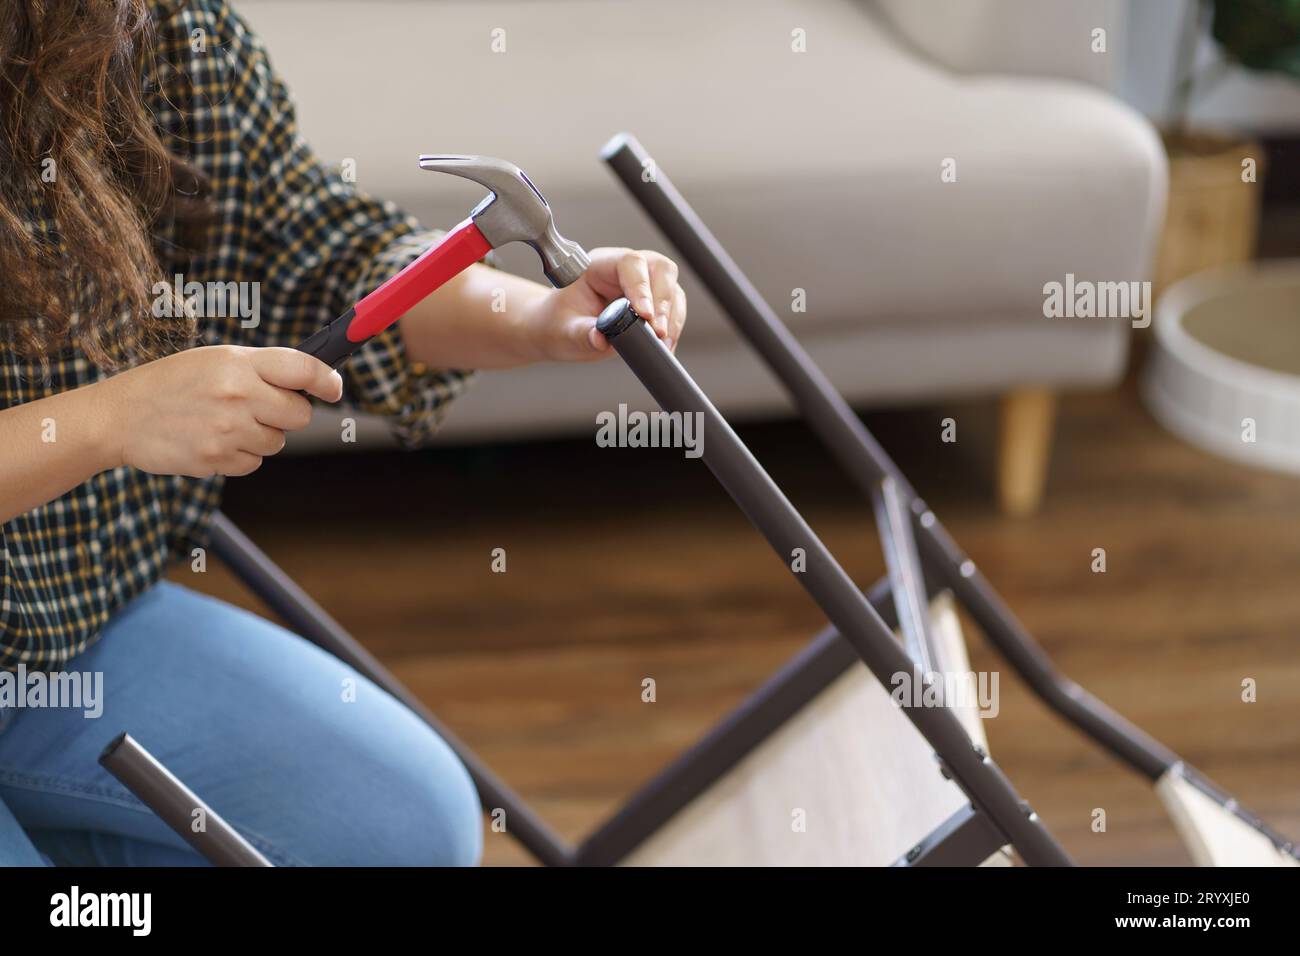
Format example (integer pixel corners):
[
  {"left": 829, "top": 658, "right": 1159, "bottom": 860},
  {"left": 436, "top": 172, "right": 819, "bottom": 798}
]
[{"left": 0, "top": 0, "right": 686, "bottom": 866}]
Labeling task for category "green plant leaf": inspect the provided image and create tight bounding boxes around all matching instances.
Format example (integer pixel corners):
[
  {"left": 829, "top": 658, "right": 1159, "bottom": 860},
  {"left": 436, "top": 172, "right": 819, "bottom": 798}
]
[{"left": 1211, "top": 0, "right": 1300, "bottom": 79}]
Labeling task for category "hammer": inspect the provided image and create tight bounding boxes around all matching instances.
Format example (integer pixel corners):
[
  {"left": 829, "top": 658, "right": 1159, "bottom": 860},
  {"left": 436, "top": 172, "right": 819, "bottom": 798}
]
[{"left": 297, "top": 155, "right": 595, "bottom": 368}]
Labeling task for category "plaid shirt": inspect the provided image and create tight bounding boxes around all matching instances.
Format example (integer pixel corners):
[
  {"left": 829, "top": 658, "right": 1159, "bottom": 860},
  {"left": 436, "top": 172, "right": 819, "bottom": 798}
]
[{"left": 0, "top": 0, "right": 472, "bottom": 668}]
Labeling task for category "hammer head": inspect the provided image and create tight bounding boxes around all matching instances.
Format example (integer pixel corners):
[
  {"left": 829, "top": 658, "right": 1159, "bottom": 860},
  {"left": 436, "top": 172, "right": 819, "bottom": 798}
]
[{"left": 418, "top": 155, "right": 591, "bottom": 288}]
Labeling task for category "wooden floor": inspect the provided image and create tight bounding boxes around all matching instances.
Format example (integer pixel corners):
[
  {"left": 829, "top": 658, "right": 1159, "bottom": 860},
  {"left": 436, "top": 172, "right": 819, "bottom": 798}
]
[{"left": 189, "top": 370, "right": 1300, "bottom": 867}]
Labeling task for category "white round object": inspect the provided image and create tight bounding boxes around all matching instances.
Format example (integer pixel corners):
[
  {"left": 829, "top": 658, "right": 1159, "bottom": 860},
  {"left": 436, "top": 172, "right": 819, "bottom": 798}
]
[{"left": 1143, "top": 261, "right": 1300, "bottom": 474}]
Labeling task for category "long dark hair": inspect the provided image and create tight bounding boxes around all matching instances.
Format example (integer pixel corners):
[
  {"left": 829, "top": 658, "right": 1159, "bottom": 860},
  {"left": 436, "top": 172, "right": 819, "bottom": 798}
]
[{"left": 0, "top": 0, "right": 211, "bottom": 371}]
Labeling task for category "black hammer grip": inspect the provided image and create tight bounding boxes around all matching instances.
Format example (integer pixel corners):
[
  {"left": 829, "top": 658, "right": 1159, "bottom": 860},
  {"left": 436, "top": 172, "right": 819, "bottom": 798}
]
[{"left": 296, "top": 307, "right": 358, "bottom": 369}]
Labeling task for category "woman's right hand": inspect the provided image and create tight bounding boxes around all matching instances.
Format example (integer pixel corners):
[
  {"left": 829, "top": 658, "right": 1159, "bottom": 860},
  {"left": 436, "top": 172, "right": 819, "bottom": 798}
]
[{"left": 105, "top": 345, "right": 344, "bottom": 478}]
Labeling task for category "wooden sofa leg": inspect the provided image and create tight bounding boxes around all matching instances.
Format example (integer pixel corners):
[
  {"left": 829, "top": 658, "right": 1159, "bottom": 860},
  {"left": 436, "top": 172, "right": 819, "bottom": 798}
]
[{"left": 997, "top": 388, "right": 1057, "bottom": 517}]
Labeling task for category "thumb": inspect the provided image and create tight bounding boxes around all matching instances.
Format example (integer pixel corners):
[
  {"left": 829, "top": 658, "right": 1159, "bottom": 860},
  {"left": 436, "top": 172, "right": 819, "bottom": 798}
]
[
  {"left": 247, "top": 347, "right": 344, "bottom": 401},
  {"left": 556, "top": 314, "right": 608, "bottom": 362}
]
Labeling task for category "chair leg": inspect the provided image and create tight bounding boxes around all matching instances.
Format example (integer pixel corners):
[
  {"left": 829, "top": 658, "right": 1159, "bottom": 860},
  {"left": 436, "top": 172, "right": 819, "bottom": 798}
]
[{"left": 997, "top": 388, "right": 1057, "bottom": 517}]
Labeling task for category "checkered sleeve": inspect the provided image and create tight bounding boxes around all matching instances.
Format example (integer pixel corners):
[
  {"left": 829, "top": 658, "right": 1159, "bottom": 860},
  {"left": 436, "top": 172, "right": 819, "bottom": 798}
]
[{"left": 199, "top": 0, "right": 474, "bottom": 447}]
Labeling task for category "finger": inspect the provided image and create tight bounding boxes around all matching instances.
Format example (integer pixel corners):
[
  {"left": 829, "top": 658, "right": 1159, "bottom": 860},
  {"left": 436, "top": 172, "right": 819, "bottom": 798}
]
[
  {"left": 555, "top": 314, "right": 606, "bottom": 362},
  {"left": 573, "top": 249, "right": 626, "bottom": 301},
  {"left": 248, "top": 347, "right": 344, "bottom": 402},
  {"left": 238, "top": 421, "right": 288, "bottom": 458},
  {"left": 588, "top": 323, "right": 612, "bottom": 356},
  {"left": 668, "top": 285, "right": 687, "bottom": 351},
  {"left": 252, "top": 385, "right": 314, "bottom": 432},
  {"left": 217, "top": 451, "right": 263, "bottom": 478},
  {"left": 615, "top": 252, "right": 657, "bottom": 328},
  {"left": 646, "top": 254, "right": 679, "bottom": 339}
]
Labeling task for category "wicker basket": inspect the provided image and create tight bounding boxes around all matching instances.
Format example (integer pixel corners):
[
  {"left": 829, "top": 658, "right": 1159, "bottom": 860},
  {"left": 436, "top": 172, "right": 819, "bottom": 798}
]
[{"left": 1154, "top": 131, "right": 1264, "bottom": 297}]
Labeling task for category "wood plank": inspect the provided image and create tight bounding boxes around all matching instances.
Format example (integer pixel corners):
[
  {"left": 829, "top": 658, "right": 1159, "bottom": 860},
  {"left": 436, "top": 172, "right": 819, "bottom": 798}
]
[
  {"left": 1156, "top": 771, "right": 1298, "bottom": 867},
  {"left": 625, "top": 595, "right": 994, "bottom": 866}
]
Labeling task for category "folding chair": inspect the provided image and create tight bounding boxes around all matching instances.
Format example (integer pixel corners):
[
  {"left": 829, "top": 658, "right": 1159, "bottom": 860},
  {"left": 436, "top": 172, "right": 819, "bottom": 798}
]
[{"left": 104, "top": 133, "right": 1297, "bottom": 868}]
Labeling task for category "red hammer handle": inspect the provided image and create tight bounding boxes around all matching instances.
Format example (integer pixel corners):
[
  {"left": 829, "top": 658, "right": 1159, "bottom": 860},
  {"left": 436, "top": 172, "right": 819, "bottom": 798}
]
[{"left": 297, "top": 218, "right": 492, "bottom": 368}]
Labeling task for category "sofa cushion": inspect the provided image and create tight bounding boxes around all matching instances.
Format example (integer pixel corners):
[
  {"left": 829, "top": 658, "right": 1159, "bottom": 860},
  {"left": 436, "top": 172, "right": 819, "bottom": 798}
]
[{"left": 244, "top": 0, "right": 1164, "bottom": 347}]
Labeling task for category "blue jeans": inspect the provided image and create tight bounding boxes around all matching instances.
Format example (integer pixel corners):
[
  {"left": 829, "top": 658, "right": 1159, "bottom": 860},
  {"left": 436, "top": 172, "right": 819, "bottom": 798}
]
[{"left": 0, "top": 582, "right": 481, "bottom": 866}]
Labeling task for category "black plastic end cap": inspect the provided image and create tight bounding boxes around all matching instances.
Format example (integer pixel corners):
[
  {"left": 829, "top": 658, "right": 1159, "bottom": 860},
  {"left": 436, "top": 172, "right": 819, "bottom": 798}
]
[{"left": 597, "top": 298, "right": 640, "bottom": 339}]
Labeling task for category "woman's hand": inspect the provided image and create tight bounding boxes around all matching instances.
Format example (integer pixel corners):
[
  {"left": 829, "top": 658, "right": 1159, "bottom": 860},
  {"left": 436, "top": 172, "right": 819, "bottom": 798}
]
[
  {"left": 397, "top": 248, "right": 686, "bottom": 369},
  {"left": 104, "top": 345, "right": 343, "bottom": 478},
  {"left": 520, "top": 248, "right": 688, "bottom": 362}
]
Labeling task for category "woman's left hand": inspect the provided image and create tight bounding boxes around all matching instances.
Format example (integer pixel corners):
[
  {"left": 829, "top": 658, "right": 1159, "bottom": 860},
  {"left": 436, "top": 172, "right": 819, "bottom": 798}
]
[{"left": 521, "top": 248, "right": 687, "bottom": 363}]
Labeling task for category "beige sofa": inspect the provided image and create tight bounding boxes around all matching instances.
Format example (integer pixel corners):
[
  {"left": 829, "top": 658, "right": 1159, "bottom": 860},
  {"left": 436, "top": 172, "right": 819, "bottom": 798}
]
[{"left": 241, "top": 0, "right": 1166, "bottom": 513}]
